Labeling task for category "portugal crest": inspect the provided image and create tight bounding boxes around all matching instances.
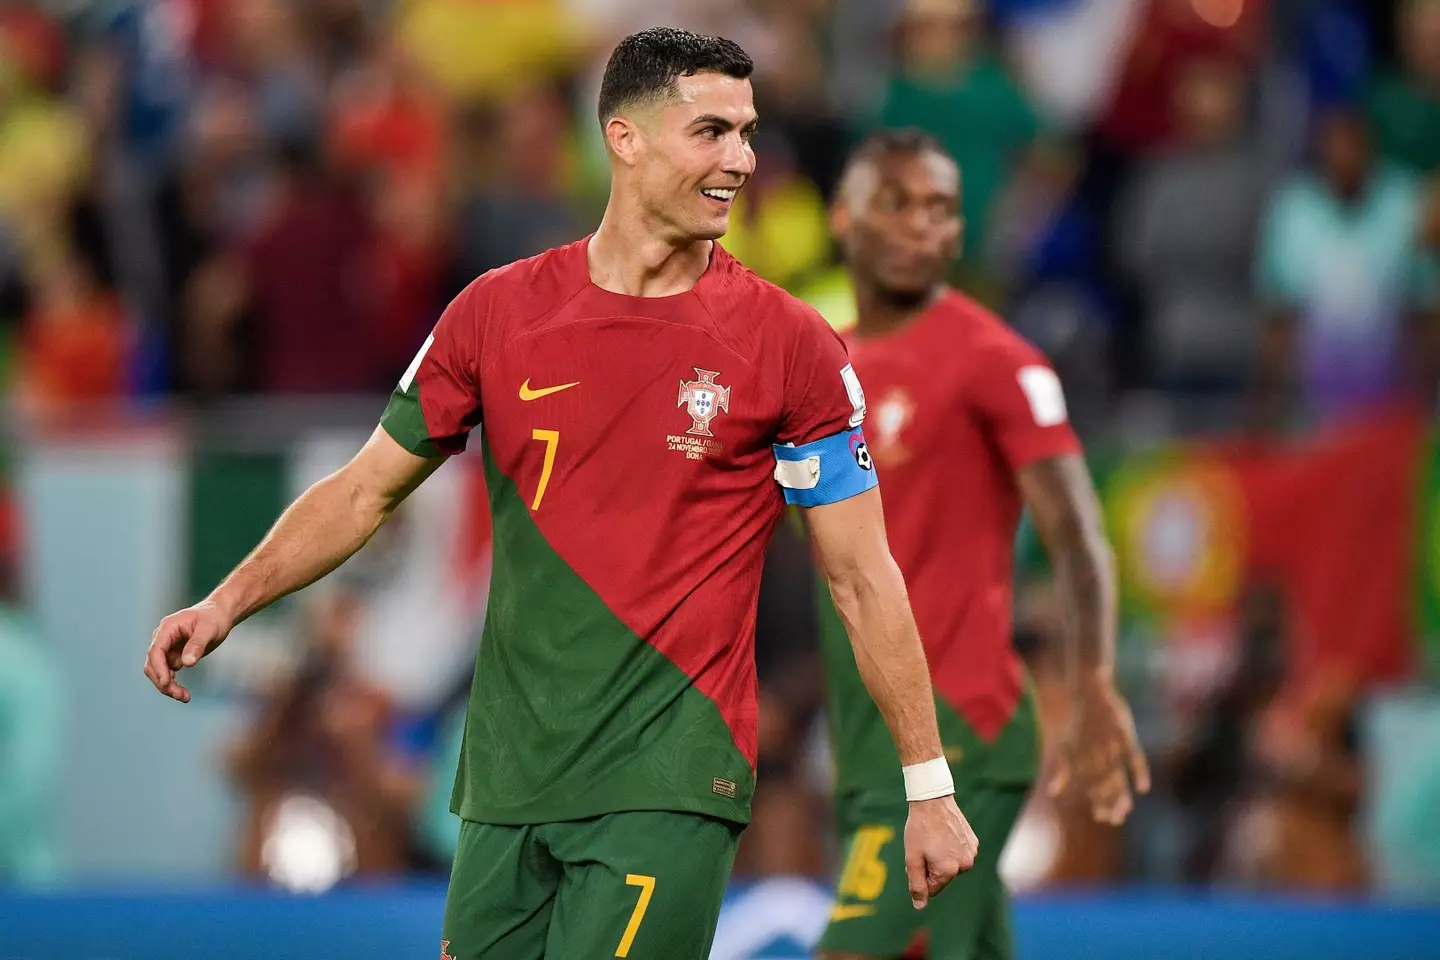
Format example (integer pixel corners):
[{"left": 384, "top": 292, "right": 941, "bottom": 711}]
[{"left": 678, "top": 368, "right": 731, "bottom": 437}]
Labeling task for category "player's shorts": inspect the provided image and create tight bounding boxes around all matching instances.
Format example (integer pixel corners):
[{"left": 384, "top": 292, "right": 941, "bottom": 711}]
[
  {"left": 816, "top": 783, "right": 1031, "bottom": 960},
  {"left": 440, "top": 809, "right": 743, "bottom": 960}
]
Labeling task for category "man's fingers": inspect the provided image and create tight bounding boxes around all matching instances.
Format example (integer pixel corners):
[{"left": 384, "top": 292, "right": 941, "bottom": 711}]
[
  {"left": 1128, "top": 737, "right": 1152, "bottom": 795},
  {"left": 1046, "top": 752, "right": 1071, "bottom": 799},
  {"left": 145, "top": 616, "right": 198, "bottom": 703},
  {"left": 181, "top": 628, "right": 212, "bottom": 668},
  {"left": 906, "top": 853, "right": 929, "bottom": 910}
]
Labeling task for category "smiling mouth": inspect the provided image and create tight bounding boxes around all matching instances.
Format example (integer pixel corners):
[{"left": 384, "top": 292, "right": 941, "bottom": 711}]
[{"left": 700, "top": 187, "right": 739, "bottom": 204}]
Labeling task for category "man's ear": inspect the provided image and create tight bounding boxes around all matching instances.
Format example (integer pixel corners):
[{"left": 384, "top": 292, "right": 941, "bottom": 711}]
[
  {"left": 605, "top": 115, "right": 643, "bottom": 166},
  {"left": 830, "top": 197, "right": 852, "bottom": 246}
]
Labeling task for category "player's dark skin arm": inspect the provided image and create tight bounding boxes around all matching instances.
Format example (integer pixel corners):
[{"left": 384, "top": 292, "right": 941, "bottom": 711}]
[
  {"left": 1017, "top": 454, "right": 1150, "bottom": 825},
  {"left": 808, "top": 486, "right": 979, "bottom": 908},
  {"left": 144, "top": 428, "right": 443, "bottom": 702}
]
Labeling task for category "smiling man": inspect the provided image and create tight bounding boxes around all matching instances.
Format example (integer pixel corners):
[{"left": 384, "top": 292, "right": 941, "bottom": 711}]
[{"left": 144, "top": 28, "right": 976, "bottom": 960}]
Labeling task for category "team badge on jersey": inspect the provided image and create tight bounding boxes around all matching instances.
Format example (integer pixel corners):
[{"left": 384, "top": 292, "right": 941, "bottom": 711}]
[
  {"left": 871, "top": 388, "right": 915, "bottom": 466},
  {"left": 677, "top": 368, "right": 731, "bottom": 437},
  {"left": 440, "top": 940, "right": 455, "bottom": 960}
]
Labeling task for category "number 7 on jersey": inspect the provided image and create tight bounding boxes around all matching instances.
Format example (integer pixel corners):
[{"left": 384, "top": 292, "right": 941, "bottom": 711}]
[{"left": 530, "top": 429, "right": 560, "bottom": 510}]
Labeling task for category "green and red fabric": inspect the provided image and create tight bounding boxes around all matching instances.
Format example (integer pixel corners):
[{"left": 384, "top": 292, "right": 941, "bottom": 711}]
[
  {"left": 381, "top": 239, "right": 869, "bottom": 826},
  {"left": 819, "top": 290, "right": 1075, "bottom": 802}
]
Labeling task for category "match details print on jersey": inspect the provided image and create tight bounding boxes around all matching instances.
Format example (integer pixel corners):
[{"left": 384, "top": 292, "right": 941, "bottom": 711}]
[{"left": 379, "top": 239, "right": 877, "bottom": 827}]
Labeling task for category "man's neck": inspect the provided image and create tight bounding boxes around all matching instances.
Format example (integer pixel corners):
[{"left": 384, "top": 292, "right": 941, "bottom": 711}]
[
  {"left": 588, "top": 201, "right": 712, "bottom": 298},
  {"left": 852, "top": 282, "right": 945, "bottom": 339}
]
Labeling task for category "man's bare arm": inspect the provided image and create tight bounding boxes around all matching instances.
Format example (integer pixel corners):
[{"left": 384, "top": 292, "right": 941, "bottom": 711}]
[
  {"left": 1015, "top": 454, "right": 1115, "bottom": 682},
  {"left": 808, "top": 486, "right": 942, "bottom": 766},
  {"left": 807, "top": 486, "right": 978, "bottom": 907},
  {"left": 1017, "top": 453, "right": 1150, "bottom": 822},
  {"left": 210, "top": 427, "right": 443, "bottom": 624},
  {"left": 144, "top": 427, "right": 444, "bottom": 701}
]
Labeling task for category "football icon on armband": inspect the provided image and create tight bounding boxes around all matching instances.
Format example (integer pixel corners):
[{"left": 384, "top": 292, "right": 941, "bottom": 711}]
[{"left": 849, "top": 434, "right": 873, "bottom": 471}]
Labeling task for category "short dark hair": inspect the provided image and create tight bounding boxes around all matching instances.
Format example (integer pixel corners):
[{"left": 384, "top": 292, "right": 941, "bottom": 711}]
[
  {"left": 843, "top": 128, "right": 952, "bottom": 175},
  {"left": 597, "top": 27, "right": 753, "bottom": 125}
]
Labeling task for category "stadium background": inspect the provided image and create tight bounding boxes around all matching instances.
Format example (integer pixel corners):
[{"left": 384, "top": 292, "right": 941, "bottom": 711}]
[{"left": 1, "top": 0, "right": 1440, "bottom": 956}]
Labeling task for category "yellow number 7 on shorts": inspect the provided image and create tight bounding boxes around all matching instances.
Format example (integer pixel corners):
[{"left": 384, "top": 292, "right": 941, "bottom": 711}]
[{"left": 615, "top": 873, "right": 656, "bottom": 958}]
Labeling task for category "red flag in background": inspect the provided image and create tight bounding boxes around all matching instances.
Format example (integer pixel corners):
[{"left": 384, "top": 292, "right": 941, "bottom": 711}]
[{"left": 1234, "top": 407, "right": 1427, "bottom": 690}]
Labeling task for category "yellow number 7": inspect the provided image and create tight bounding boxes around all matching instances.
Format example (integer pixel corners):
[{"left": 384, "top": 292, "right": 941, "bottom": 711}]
[
  {"left": 530, "top": 429, "right": 560, "bottom": 510},
  {"left": 615, "top": 873, "right": 655, "bottom": 958}
]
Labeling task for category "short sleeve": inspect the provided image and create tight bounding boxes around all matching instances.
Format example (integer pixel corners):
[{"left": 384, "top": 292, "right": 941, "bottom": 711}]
[
  {"left": 777, "top": 307, "right": 865, "bottom": 446},
  {"left": 773, "top": 305, "right": 877, "bottom": 507},
  {"left": 380, "top": 280, "right": 485, "bottom": 457},
  {"left": 970, "top": 340, "right": 1080, "bottom": 472}
]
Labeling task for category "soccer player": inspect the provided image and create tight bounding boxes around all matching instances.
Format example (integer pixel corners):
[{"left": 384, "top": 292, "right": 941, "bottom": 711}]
[
  {"left": 815, "top": 129, "right": 1151, "bottom": 960},
  {"left": 143, "top": 30, "right": 977, "bottom": 960}
]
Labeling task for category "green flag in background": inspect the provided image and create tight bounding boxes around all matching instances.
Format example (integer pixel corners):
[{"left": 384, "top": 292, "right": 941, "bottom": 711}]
[{"left": 1414, "top": 429, "right": 1440, "bottom": 682}]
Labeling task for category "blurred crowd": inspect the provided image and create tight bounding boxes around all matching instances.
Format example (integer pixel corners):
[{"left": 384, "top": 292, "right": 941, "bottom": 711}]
[
  {"left": 0, "top": 0, "right": 1434, "bottom": 429},
  {"left": 2, "top": 0, "right": 1440, "bottom": 899}
]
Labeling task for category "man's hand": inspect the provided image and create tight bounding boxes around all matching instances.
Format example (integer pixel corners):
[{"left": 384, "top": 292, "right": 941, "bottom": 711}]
[
  {"left": 143, "top": 600, "right": 235, "bottom": 703},
  {"left": 903, "top": 795, "right": 978, "bottom": 909},
  {"left": 1048, "top": 677, "right": 1150, "bottom": 825}
]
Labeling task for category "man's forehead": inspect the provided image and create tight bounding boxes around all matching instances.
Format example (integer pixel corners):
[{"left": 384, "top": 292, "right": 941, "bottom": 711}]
[
  {"left": 873, "top": 150, "right": 959, "bottom": 191},
  {"left": 668, "top": 72, "right": 757, "bottom": 121}
]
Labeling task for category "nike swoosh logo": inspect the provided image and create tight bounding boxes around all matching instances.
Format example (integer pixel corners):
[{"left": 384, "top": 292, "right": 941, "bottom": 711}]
[
  {"left": 828, "top": 903, "right": 877, "bottom": 922},
  {"left": 519, "top": 379, "right": 579, "bottom": 401}
]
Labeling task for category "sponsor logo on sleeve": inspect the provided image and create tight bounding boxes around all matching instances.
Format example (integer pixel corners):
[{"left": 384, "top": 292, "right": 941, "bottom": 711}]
[
  {"left": 841, "top": 363, "right": 867, "bottom": 427},
  {"left": 1017, "top": 365, "right": 1068, "bottom": 427}
]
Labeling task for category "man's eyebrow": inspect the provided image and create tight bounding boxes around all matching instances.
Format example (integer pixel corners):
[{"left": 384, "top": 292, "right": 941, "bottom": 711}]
[{"left": 690, "top": 114, "right": 760, "bottom": 130}]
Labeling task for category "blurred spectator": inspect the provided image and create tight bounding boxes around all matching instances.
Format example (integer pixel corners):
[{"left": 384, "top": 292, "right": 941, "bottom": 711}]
[
  {"left": 720, "top": 137, "right": 831, "bottom": 290},
  {"left": 222, "top": 0, "right": 326, "bottom": 150},
  {"left": 0, "top": 495, "right": 60, "bottom": 887},
  {"left": 1256, "top": 106, "right": 1439, "bottom": 420},
  {"left": 1114, "top": 57, "right": 1270, "bottom": 399},
  {"left": 87, "top": 0, "right": 200, "bottom": 170},
  {"left": 1367, "top": 0, "right": 1440, "bottom": 173},
  {"left": 228, "top": 590, "right": 421, "bottom": 890},
  {"left": 1096, "top": 0, "right": 1263, "bottom": 155},
  {"left": 1003, "top": 0, "right": 1144, "bottom": 128},
  {"left": 448, "top": 84, "right": 585, "bottom": 289},
  {"left": 157, "top": 80, "right": 274, "bottom": 393},
  {"left": 0, "top": 1, "right": 67, "bottom": 94},
  {"left": 1167, "top": 584, "right": 1288, "bottom": 883},
  {"left": 233, "top": 140, "right": 383, "bottom": 394},
  {"left": 0, "top": 51, "right": 89, "bottom": 284},
  {"left": 330, "top": 38, "right": 447, "bottom": 194},
  {"left": 13, "top": 251, "right": 130, "bottom": 414},
  {"left": 877, "top": 0, "right": 1045, "bottom": 276},
  {"left": 988, "top": 141, "right": 1114, "bottom": 428},
  {"left": 1219, "top": 674, "right": 1367, "bottom": 891},
  {"left": 396, "top": 0, "right": 583, "bottom": 103}
]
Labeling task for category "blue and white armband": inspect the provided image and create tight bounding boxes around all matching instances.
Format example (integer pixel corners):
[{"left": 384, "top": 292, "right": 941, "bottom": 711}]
[{"left": 772, "top": 428, "right": 878, "bottom": 507}]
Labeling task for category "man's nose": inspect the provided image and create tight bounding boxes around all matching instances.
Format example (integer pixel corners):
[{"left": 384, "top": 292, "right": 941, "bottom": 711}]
[{"left": 722, "top": 135, "right": 755, "bottom": 178}]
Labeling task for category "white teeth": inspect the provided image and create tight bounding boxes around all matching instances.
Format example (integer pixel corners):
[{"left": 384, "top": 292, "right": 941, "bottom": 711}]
[{"left": 701, "top": 188, "right": 737, "bottom": 201}]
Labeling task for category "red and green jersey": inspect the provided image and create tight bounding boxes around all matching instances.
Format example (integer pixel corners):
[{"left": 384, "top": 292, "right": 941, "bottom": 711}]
[
  {"left": 820, "top": 290, "right": 1079, "bottom": 799},
  {"left": 381, "top": 239, "right": 871, "bottom": 826}
]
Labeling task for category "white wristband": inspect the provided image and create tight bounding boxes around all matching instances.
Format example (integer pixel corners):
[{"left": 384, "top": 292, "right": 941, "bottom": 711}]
[{"left": 902, "top": 757, "right": 954, "bottom": 801}]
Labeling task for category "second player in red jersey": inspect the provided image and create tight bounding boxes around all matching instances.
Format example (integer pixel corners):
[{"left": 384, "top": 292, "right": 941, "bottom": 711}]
[{"left": 818, "top": 130, "right": 1150, "bottom": 960}]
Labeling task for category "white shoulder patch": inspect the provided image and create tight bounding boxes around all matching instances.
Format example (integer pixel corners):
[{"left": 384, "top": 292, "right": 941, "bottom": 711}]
[
  {"left": 840, "top": 363, "right": 867, "bottom": 427},
  {"left": 1016, "top": 365, "right": 1068, "bottom": 427},
  {"left": 399, "top": 332, "right": 436, "bottom": 392}
]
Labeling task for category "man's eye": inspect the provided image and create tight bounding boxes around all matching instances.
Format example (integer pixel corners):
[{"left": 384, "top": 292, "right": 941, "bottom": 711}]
[{"left": 701, "top": 127, "right": 721, "bottom": 139}]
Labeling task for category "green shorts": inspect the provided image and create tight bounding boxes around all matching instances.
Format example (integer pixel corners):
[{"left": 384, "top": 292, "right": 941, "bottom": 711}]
[
  {"left": 817, "top": 784, "right": 1031, "bottom": 960},
  {"left": 440, "top": 810, "right": 742, "bottom": 960}
]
